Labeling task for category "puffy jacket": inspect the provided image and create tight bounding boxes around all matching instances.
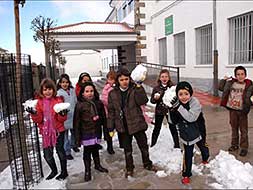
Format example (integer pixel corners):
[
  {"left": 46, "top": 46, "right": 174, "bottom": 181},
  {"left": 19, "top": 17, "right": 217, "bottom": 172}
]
[
  {"left": 150, "top": 83, "right": 174, "bottom": 115},
  {"left": 107, "top": 83, "right": 148, "bottom": 135},
  {"left": 31, "top": 96, "right": 67, "bottom": 134},
  {"left": 219, "top": 78, "right": 253, "bottom": 114},
  {"left": 101, "top": 83, "right": 113, "bottom": 116},
  {"left": 57, "top": 88, "right": 77, "bottom": 130}
]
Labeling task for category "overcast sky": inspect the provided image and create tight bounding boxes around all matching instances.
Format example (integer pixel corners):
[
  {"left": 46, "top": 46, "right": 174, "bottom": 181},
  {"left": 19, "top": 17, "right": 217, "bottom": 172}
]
[{"left": 0, "top": 1, "right": 112, "bottom": 64}]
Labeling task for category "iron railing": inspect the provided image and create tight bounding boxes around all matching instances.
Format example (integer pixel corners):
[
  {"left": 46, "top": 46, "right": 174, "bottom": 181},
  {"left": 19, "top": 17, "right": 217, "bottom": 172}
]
[
  {"left": 0, "top": 53, "right": 43, "bottom": 189},
  {"left": 109, "top": 61, "right": 180, "bottom": 86}
]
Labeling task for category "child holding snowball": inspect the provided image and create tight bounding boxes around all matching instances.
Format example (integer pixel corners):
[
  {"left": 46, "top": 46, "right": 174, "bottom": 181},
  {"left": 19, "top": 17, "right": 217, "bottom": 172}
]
[
  {"left": 57, "top": 74, "right": 79, "bottom": 160},
  {"left": 170, "top": 81, "right": 209, "bottom": 184},
  {"left": 150, "top": 69, "right": 179, "bottom": 148},
  {"left": 27, "top": 78, "right": 68, "bottom": 180},
  {"left": 219, "top": 66, "right": 253, "bottom": 157}
]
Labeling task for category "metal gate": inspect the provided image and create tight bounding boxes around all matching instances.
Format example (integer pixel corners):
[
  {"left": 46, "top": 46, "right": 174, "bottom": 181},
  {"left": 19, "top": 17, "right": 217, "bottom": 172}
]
[{"left": 0, "top": 53, "right": 43, "bottom": 189}]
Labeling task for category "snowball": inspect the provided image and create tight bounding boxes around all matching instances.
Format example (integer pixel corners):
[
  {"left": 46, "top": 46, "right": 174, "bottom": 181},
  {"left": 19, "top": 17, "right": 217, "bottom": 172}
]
[
  {"left": 131, "top": 64, "right": 147, "bottom": 82},
  {"left": 53, "top": 103, "right": 70, "bottom": 113},
  {"left": 156, "top": 170, "right": 167, "bottom": 178},
  {"left": 23, "top": 99, "right": 38, "bottom": 110},
  {"left": 163, "top": 86, "right": 176, "bottom": 107}
]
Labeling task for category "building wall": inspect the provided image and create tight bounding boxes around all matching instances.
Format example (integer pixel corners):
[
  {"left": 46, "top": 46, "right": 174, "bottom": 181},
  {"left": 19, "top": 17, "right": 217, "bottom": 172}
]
[
  {"left": 142, "top": 0, "right": 253, "bottom": 92},
  {"left": 63, "top": 50, "right": 102, "bottom": 78}
]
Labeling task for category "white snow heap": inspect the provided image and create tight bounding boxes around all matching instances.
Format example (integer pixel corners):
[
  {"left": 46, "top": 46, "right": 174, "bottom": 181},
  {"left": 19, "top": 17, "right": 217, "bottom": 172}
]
[
  {"left": 163, "top": 86, "right": 177, "bottom": 108},
  {"left": 53, "top": 103, "right": 70, "bottom": 113},
  {"left": 22, "top": 99, "right": 38, "bottom": 110},
  {"left": 131, "top": 64, "right": 147, "bottom": 83},
  {"left": 209, "top": 150, "right": 253, "bottom": 189}
]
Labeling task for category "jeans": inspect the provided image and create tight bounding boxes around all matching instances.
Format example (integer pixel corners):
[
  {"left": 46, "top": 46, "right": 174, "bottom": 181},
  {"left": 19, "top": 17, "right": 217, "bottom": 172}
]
[{"left": 64, "top": 129, "right": 75, "bottom": 155}]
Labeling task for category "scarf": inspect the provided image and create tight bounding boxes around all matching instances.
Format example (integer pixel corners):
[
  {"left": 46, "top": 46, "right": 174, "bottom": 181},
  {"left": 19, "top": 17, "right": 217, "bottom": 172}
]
[{"left": 42, "top": 98, "right": 57, "bottom": 148}]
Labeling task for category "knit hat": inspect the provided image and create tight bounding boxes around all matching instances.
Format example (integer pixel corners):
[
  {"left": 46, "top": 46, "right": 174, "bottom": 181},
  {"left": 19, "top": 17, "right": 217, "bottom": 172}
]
[{"left": 176, "top": 81, "right": 193, "bottom": 96}]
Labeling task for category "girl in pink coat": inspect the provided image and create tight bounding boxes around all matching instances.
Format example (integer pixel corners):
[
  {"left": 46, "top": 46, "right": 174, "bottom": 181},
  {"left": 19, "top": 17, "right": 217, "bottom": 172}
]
[
  {"left": 28, "top": 78, "right": 68, "bottom": 181},
  {"left": 101, "top": 71, "right": 117, "bottom": 154}
]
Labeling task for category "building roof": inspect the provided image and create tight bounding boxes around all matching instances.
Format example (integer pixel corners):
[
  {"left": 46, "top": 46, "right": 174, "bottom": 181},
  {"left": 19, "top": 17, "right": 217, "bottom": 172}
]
[{"left": 50, "top": 22, "right": 135, "bottom": 34}]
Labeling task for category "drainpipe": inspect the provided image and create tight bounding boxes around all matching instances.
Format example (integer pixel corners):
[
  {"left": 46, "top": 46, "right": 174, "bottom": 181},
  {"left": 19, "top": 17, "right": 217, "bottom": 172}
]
[{"left": 213, "top": 0, "right": 219, "bottom": 96}]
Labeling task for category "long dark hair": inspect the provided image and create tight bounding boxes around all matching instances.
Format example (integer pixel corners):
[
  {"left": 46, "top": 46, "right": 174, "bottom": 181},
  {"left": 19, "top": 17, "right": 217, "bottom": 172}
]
[
  {"left": 78, "top": 81, "right": 97, "bottom": 101},
  {"left": 77, "top": 72, "right": 92, "bottom": 84},
  {"left": 57, "top": 74, "right": 73, "bottom": 90},
  {"left": 115, "top": 67, "right": 132, "bottom": 87}
]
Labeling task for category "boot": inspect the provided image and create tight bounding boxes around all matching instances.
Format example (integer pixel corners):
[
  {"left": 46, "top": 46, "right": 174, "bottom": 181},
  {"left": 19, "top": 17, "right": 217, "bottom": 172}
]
[
  {"left": 45, "top": 158, "right": 58, "bottom": 180},
  {"left": 107, "top": 139, "right": 115, "bottom": 154},
  {"left": 83, "top": 159, "right": 91, "bottom": 182},
  {"left": 92, "top": 150, "right": 108, "bottom": 173},
  {"left": 56, "top": 159, "right": 68, "bottom": 180}
]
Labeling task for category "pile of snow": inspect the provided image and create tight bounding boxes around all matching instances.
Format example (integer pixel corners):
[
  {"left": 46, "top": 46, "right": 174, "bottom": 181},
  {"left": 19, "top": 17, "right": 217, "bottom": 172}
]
[
  {"left": 0, "top": 120, "right": 4, "bottom": 133},
  {"left": 53, "top": 103, "right": 70, "bottom": 113},
  {"left": 209, "top": 150, "right": 253, "bottom": 189},
  {"left": 23, "top": 99, "right": 38, "bottom": 110},
  {"left": 163, "top": 86, "right": 176, "bottom": 108},
  {"left": 131, "top": 64, "right": 147, "bottom": 83}
]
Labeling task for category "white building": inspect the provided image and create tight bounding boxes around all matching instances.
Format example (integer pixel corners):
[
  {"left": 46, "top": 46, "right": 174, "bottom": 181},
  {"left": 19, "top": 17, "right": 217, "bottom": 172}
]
[
  {"left": 142, "top": 0, "right": 253, "bottom": 92},
  {"left": 101, "top": 0, "right": 135, "bottom": 74}
]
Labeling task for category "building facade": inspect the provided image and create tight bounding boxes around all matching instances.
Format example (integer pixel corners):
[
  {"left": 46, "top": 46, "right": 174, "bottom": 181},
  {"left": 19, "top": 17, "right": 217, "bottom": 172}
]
[{"left": 142, "top": 0, "right": 253, "bottom": 92}]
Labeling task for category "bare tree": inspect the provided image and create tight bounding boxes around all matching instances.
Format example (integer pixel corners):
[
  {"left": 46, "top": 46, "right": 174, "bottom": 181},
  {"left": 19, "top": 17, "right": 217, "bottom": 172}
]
[{"left": 31, "top": 15, "right": 57, "bottom": 78}]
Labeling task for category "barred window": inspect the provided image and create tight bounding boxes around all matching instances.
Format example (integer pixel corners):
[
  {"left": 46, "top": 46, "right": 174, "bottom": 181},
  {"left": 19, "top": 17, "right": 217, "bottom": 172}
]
[
  {"left": 229, "top": 12, "right": 253, "bottom": 64},
  {"left": 159, "top": 37, "right": 167, "bottom": 65},
  {"left": 174, "top": 32, "right": 185, "bottom": 65},
  {"left": 196, "top": 24, "right": 212, "bottom": 65}
]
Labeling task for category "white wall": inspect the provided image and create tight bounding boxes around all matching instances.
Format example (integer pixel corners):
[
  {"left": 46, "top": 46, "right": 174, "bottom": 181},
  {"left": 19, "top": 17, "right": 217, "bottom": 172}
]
[
  {"left": 63, "top": 50, "right": 101, "bottom": 78},
  {"left": 143, "top": 1, "right": 253, "bottom": 80}
]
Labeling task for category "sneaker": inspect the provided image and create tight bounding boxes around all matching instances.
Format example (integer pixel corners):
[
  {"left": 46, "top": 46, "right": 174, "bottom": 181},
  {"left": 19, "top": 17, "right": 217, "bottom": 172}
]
[
  {"left": 66, "top": 154, "right": 74, "bottom": 160},
  {"left": 228, "top": 145, "right": 239, "bottom": 151},
  {"left": 202, "top": 161, "right": 208, "bottom": 165},
  {"left": 72, "top": 147, "right": 80, "bottom": 152},
  {"left": 181, "top": 177, "right": 190, "bottom": 184},
  {"left": 125, "top": 170, "right": 133, "bottom": 178},
  {"left": 56, "top": 171, "right": 68, "bottom": 180},
  {"left": 239, "top": 149, "right": 248, "bottom": 157}
]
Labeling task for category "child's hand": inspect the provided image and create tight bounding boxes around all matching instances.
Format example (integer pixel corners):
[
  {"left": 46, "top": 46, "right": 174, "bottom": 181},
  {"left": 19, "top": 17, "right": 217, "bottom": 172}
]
[
  {"left": 109, "top": 131, "right": 115, "bottom": 137},
  {"left": 58, "top": 109, "right": 69, "bottom": 116},
  {"left": 154, "top": 92, "right": 160, "bottom": 100},
  {"left": 170, "top": 97, "right": 180, "bottom": 109},
  {"left": 26, "top": 107, "right": 37, "bottom": 114}
]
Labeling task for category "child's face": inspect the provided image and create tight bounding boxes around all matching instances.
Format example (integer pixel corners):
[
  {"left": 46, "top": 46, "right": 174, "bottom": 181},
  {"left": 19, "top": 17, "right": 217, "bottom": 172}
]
[
  {"left": 81, "top": 76, "right": 90, "bottom": 83},
  {"left": 118, "top": 75, "right": 130, "bottom": 89},
  {"left": 160, "top": 73, "right": 169, "bottom": 85},
  {"left": 59, "top": 78, "right": 69, "bottom": 90},
  {"left": 107, "top": 78, "right": 115, "bottom": 86},
  {"left": 82, "top": 86, "right": 94, "bottom": 100},
  {"left": 235, "top": 69, "right": 246, "bottom": 83},
  {"left": 42, "top": 87, "right": 54, "bottom": 98},
  {"left": 178, "top": 89, "right": 191, "bottom": 104}
]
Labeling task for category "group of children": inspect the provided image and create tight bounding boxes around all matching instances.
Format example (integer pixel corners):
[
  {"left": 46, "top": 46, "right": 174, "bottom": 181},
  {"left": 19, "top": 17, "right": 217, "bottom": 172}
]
[{"left": 26, "top": 65, "right": 251, "bottom": 185}]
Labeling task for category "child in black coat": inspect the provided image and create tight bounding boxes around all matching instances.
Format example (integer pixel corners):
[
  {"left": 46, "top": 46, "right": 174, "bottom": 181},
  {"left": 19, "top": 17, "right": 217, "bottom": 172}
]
[{"left": 170, "top": 81, "right": 209, "bottom": 185}]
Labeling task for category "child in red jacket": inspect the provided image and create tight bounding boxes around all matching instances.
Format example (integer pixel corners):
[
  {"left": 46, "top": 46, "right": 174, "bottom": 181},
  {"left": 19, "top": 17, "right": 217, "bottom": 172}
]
[{"left": 27, "top": 78, "right": 68, "bottom": 181}]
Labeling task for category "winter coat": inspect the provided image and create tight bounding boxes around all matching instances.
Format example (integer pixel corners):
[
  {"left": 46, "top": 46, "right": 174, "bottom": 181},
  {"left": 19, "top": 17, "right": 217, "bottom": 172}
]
[
  {"left": 101, "top": 83, "right": 113, "bottom": 116},
  {"left": 75, "top": 83, "right": 81, "bottom": 97},
  {"left": 107, "top": 83, "right": 148, "bottom": 135},
  {"left": 73, "top": 97, "right": 106, "bottom": 146},
  {"left": 150, "top": 83, "right": 174, "bottom": 115},
  {"left": 170, "top": 97, "right": 204, "bottom": 145},
  {"left": 31, "top": 96, "right": 67, "bottom": 134},
  {"left": 219, "top": 78, "right": 253, "bottom": 114},
  {"left": 57, "top": 88, "right": 77, "bottom": 130}
]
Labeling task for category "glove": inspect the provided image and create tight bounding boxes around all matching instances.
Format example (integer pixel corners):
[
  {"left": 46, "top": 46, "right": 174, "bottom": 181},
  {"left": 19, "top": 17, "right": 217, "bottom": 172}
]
[
  {"left": 26, "top": 107, "right": 37, "bottom": 114},
  {"left": 109, "top": 131, "right": 115, "bottom": 137},
  {"left": 58, "top": 109, "right": 69, "bottom": 116},
  {"left": 170, "top": 96, "right": 180, "bottom": 109}
]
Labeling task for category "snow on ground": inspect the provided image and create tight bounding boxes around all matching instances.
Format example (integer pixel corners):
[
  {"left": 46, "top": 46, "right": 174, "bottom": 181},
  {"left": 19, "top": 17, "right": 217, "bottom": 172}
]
[
  {"left": 1, "top": 114, "right": 253, "bottom": 189},
  {"left": 208, "top": 150, "right": 253, "bottom": 189}
]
